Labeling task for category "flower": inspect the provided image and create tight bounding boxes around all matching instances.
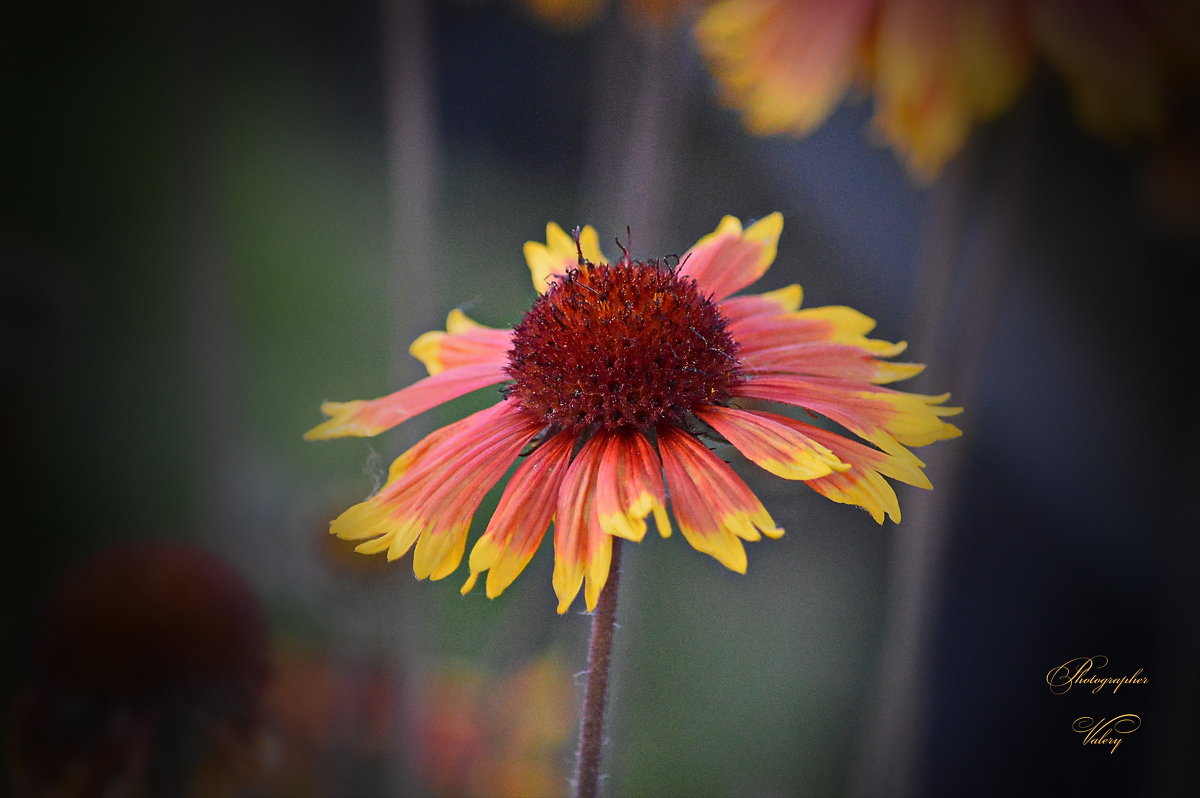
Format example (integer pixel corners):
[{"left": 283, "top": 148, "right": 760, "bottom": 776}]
[
  {"left": 419, "top": 655, "right": 575, "bottom": 798},
  {"left": 8, "top": 542, "right": 268, "bottom": 797},
  {"left": 307, "top": 214, "right": 960, "bottom": 613},
  {"left": 255, "top": 643, "right": 396, "bottom": 796},
  {"left": 696, "top": 0, "right": 1197, "bottom": 179}
]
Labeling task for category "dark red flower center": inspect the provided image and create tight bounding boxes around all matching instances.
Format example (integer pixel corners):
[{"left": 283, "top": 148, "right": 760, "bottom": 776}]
[{"left": 505, "top": 256, "right": 743, "bottom": 433}]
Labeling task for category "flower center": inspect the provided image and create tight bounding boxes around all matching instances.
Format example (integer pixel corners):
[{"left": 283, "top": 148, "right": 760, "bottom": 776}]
[{"left": 505, "top": 257, "right": 743, "bottom": 432}]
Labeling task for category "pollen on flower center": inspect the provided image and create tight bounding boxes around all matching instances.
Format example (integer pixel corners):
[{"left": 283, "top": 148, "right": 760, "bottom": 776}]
[{"left": 505, "top": 257, "right": 743, "bottom": 432}]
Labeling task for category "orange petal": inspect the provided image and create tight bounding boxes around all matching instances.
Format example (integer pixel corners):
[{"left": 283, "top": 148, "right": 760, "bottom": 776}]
[
  {"left": 717, "top": 284, "right": 804, "bottom": 323},
  {"left": 695, "top": 405, "right": 848, "bottom": 480},
  {"left": 409, "top": 309, "right": 513, "bottom": 376},
  {"left": 304, "top": 363, "right": 508, "bottom": 440},
  {"left": 731, "top": 305, "right": 902, "bottom": 355},
  {"left": 462, "top": 431, "right": 575, "bottom": 599},
  {"left": 798, "top": 422, "right": 935, "bottom": 523},
  {"left": 330, "top": 401, "right": 541, "bottom": 580},
  {"left": 656, "top": 425, "right": 782, "bottom": 574},
  {"left": 524, "top": 222, "right": 605, "bottom": 293},
  {"left": 735, "top": 374, "right": 962, "bottom": 454},
  {"left": 741, "top": 341, "right": 924, "bottom": 384},
  {"left": 594, "top": 430, "right": 670, "bottom": 542},
  {"left": 552, "top": 433, "right": 611, "bottom": 613},
  {"left": 678, "top": 213, "right": 783, "bottom": 301}
]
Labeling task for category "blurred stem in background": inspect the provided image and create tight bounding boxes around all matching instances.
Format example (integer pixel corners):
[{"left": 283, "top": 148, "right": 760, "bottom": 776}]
[
  {"left": 342, "top": 0, "right": 444, "bottom": 793},
  {"left": 385, "top": 0, "right": 442, "bottom": 393},
  {"left": 581, "top": 10, "right": 690, "bottom": 253},
  {"left": 850, "top": 102, "right": 1033, "bottom": 798},
  {"left": 173, "top": 0, "right": 244, "bottom": 544}
]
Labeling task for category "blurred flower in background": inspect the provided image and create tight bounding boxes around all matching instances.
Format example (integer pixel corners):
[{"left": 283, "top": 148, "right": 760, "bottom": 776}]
[
  {"left": 697, "top": 0, "right": 1200, "bottom": 178},
  {"left": 418, "top": 654, "right": 575, "bottom": 798},
  {"left": 519, "top": 0, "right": 699, "bottom": 29},
  {"left": 519, "top": 0, "right": 608, "bottom": 29},
  {"left": 255, "top": 642, "right": 397, "bottom": 797},
  {"left": 7, "top": 542, "right": 267, "bottom": 798},
  {"left": 251, "top": 640, "right": 571, "bottom": 797},
  {"left": 307, "top": 213, "right": 959, "bottom": 613}
]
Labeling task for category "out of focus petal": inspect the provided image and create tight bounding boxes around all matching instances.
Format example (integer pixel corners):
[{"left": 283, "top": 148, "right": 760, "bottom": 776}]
[
  {"left": 1031, "top": 0, "right": 1165, "bottom": 138},
  {"left": 697, "top": 0, "right": 879, "bottom": 135}
]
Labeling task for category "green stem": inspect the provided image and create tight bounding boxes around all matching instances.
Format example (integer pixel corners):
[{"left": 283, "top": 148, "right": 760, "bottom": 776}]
[{"left": 573, "top": 537, "right": 623, "bottom": 798}]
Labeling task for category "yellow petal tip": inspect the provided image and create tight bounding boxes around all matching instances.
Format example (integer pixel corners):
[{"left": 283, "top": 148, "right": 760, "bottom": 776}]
[
  {"left": 461, "top": 571, "right": 480, "bottom": 595},
  {"left": 304, "top": 400, "right": 381, "bottom": 440}
]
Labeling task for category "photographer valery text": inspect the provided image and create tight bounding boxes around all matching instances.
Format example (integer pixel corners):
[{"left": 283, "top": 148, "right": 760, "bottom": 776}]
[{"left": 1045, "top": 656, "right": 1148, "bottom": 695}]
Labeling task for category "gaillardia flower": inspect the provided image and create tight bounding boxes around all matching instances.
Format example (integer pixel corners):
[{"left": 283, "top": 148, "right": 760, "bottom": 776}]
[
  {"left": 696, "top": 0, "right": 1032, "bottom": 178},
  {"left": 307, "top": 214, "right": 960, "bottom": 613},
  {"left": 696, "top": 0, "right": 1197, "bottom": 179}
]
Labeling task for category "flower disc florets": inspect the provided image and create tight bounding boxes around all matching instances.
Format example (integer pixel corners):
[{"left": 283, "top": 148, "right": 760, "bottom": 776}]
[{"left": 505, "top": 256, "right": 743, "bottom": 433}]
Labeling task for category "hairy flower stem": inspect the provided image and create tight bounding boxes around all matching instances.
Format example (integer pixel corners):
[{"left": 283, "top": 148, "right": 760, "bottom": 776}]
[{"left": 573, "top": 538, "right": 623, "bottom": 798}]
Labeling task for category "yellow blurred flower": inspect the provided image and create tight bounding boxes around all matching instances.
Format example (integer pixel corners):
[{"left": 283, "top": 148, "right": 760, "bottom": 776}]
[{"left": 697, "top": 0, "right": 1200, "bottom": 178}]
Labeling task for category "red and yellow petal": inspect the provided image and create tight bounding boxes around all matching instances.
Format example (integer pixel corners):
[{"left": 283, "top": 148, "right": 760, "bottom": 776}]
[
  {"left": 594, "top": 430, "right": 671, "bottom": 543},
  {"left": 409, "top": 309, "right": 513, "bottom": 376},
  {"left": 552, "top": 433, "right": 611, "bottom": 614},
  {"left": 656, "top": 425, "right": 783, "bottom": 574},
  {"left": 697, "top": 0, "right": 878, "bottom": 136},
  {"left": 384, "top": 411, "right": 478, "bottom": 483},
  {"left": 798, "top": 422, "right": 934, "bottom": 523},
  {"left": 461, "top": 431, "right": 575, "bottom": 599},
  {"left": 731, "top": 305, "right": 903, "bottom": 356},
  {"left": 716, "top": 283, "right": 804, "bottom": 324},
  {"left": 695, "top": 405, "right": 849, "bottom": 480},
  {"left": 524, "top": 222, "right": 605, "bottom": 293},
  {"left": 735, "top": 375, "right": 962, "bottom": 455},
  {"left": 304, "top": 363, "right": 509, "bottom": 440},
  {"left": 330, "top": 401, "right": 541, "bottom": 580},
  {"left": 678, "top": 213, "right": 783, "bottom": 302},
  {"left": 741, "top": 341, "right": 925, "bottom": 384}
]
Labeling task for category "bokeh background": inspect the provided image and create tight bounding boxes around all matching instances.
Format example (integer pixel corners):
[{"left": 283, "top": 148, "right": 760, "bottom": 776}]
[{"left": 5, "top": 1, "right": 1197, "bottom": 796}]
